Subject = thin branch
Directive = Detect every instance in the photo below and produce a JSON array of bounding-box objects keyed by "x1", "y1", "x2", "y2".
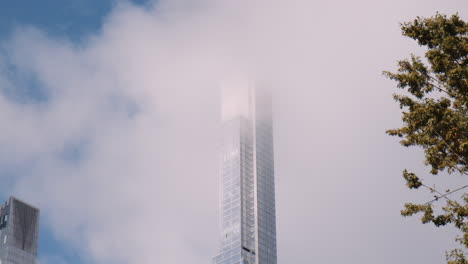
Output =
[
  {"x1": 428, "y1": 75, "x2": 457, "y2": 98},
  {"x1": 433, "y1": 130, "x2": 468, "y2": 175},
  {"x1": 426, "y1": 185, "x2": 468, "y2": 205},
  {"x1": 421, "y1": 183, "x2": 454, "y2": 202}
]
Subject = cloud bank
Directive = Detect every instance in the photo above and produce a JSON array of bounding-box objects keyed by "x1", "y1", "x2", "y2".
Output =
[{"x1": 0, "y1": 0, "x2": 466, "y2": 263}]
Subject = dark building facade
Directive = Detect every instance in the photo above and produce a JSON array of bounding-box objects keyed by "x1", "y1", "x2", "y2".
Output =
[{"x1": 0, "y1": 197, "x2": 39, "y2": 264}]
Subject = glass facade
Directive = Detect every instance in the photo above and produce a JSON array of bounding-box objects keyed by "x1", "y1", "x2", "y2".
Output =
[
  {"x1": 213, "y1": 88, "x2": 277, "y2": 264},
  {"x1": 0, "y1": 197, "x2": 39, "y2": 264},
  {"x1": 254, "y1": 93, "x2": 277, "y2": 264}
]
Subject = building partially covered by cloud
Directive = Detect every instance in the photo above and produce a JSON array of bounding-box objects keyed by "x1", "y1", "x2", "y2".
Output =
[{"x1": 214, "y1": 83, "x2": 277, "y2": 264}]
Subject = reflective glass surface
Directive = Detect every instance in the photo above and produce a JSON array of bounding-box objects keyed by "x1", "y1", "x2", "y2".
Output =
[
  {"x1": 214, "y1": 90, "x2": 277, "y2": 264},
  {"x1": 0, "y1": 197, "x2": 39, "y2": 264}
]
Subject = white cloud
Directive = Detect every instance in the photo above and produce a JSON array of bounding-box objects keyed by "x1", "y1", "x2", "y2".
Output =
[{"x1": 0, "y1": 0, "x2": 466, "y2": 263}]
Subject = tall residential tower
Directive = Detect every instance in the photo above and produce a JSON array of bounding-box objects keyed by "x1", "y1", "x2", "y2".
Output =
[
  {"x1": 0, "y1": 197, "x2": 40, "y2": 264},
  {"x1": 213, "y1": 85, "x2": 277, "y2": 264}
]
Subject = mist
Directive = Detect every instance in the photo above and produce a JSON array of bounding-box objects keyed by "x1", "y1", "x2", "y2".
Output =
[{"x1": 0, "y1": 0, "x2": 466, "y2": 263}]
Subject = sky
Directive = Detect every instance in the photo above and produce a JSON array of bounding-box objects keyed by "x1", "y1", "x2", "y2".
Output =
[{"x1": 0, "y1": 0, "x2": 466, "y2": 264}]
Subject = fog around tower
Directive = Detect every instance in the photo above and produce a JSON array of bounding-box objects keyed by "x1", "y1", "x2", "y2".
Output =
[
  {"x1": 220, "y1": 77, "x2": 251, "y2": 121},
  {"x1": 0, "y1": 0, "x2": 466, "y2": 263}
]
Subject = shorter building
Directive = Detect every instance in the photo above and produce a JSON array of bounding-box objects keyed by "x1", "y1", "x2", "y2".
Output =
[{"x1": 0, "y1": 197, "x2": 40, "y2": 264}]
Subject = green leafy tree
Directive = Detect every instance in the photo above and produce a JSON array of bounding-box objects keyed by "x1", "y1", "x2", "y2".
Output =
[{"x1": 384, "y1": 13, "x2": 467, "y2": 263}]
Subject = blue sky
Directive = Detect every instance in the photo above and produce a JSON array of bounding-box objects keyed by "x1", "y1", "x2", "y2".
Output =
[
  {"x1": 0, "y1": 1, "x2": 149, "y2": 263},
  {"x1": 0, "y1": 0, "x2": 150, "y2": 41}
]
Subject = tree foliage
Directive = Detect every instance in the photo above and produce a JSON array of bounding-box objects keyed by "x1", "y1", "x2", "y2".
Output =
[{"x1": 384, "y1": 13, "x2": 467, "y2": 263}]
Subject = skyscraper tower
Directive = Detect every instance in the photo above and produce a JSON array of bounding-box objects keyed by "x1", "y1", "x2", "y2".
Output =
[
  {"x1": 0, "y1": 197, "x2": 40, "y2": 264},
  {"x1": 213, "y1": 84, "x2": 277, "y2": 264}
]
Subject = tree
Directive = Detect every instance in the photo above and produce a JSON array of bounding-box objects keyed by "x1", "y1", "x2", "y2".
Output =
[{"x1": 384, "y1": 13, "x2": 467, "y2": 263}]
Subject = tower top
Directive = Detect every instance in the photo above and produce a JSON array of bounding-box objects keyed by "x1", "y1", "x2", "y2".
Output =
[{"x1": 221, "y1": 78, "x2": 254, "y2": 121}]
